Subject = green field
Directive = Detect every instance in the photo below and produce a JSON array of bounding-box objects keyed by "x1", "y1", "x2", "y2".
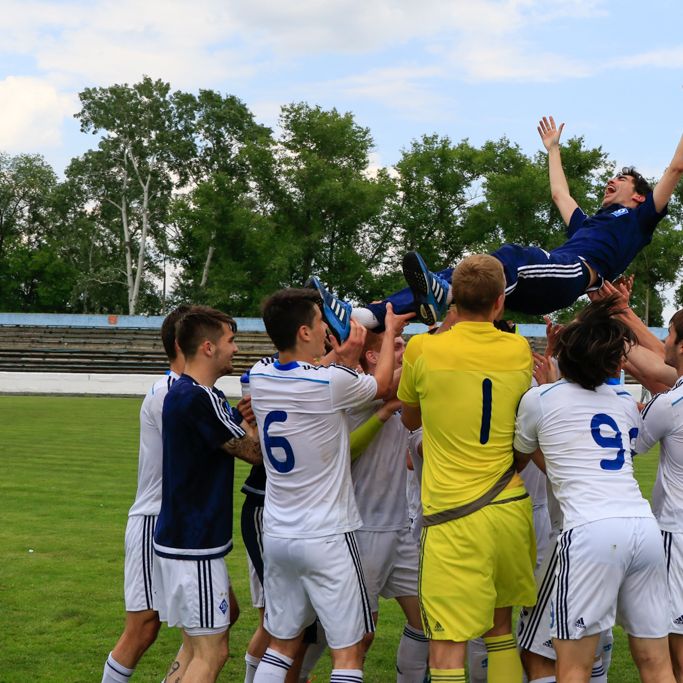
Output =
[{"x1": 0, "y1": 395, "x2": 660, "y2": 682}]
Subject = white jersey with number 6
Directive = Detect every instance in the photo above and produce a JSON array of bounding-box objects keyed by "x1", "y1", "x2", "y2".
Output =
[
  {"x1": 514, "y1": 379, "x2": 652, "y2": 530},
  {"x1": 249, "y1": 358, "x2": 377, "y2": 539}
]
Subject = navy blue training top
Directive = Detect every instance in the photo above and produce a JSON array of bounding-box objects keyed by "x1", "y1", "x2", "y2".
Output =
[
  {"x1": 554, "y1": 193, "x2": 667, "y2": 281},
  {"x1": 154, "y1": 373, "x2": 246, "y2": 560}
]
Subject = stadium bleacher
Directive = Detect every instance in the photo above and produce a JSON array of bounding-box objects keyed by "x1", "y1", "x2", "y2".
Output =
[{"x1": 0, "y1": 325, "x2": 276, "y2": 375}]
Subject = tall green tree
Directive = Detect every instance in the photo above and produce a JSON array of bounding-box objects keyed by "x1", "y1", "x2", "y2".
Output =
[
  {"x1": 271, "y1": 102, "x2": 397, "y2": 302},
  {"x1": 169, "y1": 90, "x2": 279, "y2": 313},
  {"x1": 74, "y1": 76, "x2": 191, "y2": 314},
  {"x1": 390, "y1": 135, "x2": 485, "y2": 270},
  {"x1": 0, "y1": 152, "x2": 79, "y2": 311}
]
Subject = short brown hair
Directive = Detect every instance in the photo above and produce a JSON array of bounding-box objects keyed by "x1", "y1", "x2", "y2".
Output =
[
  {"x1": 359, "y1": 331, "x2": 383, "y2": 372},
  {"x1": 451, "y1": 254, "x2": 505, "y2": 314},
  {"x1": 671, "y1": 309, "x2": 683, "y2": 344},
  {"x1": 161, "y1": 304, "x2": 192, "y2": 361},
  {"x1": 176, "y1": 306, "x2": 236, "y2": 359},
  {"x1": 262, "y1": 288, "x2": 322, "y2": 351}
]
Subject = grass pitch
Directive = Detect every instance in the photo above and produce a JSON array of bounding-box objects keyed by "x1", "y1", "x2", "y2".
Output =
[{"x1": 0, "y1": 395, "x2": 659, "y2": 682}]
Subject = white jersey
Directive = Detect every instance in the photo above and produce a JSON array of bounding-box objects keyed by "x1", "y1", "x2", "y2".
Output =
[
  {"x1": 349, "y1": 404, "x2": 410, "y2": 531},
  {"x1": 520, "y1": 460, "x2": 547, "y2": 508},
  {"x1": 128, "y1": 371, "x2": 179, "y2": 517},
  {"x1": 514, "y1": 379, "x2": 652, "y2": 530},
  {"x1": 250, "y1": 358, "x2": 377, "y2": 539},
  {"x1": 636, "y1": 376, "x2": 683, "y2": 532}
]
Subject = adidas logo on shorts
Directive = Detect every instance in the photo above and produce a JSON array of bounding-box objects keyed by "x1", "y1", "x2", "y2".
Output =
[
  {"x1": 219, "y1": 599, "x2": 228, "y2": 615},
  {"x1": 543, "y1": 640, "x2": 553, "y2": 648},
  {"x1": 674, "y1": 615, "x2": 683, "y2": 625},
  {"x1": 575, "y1": 617, "x2": 586, "y2": 630},
  {"x1": 433, "y1": 621, "x2": 444, "y2": 632}
]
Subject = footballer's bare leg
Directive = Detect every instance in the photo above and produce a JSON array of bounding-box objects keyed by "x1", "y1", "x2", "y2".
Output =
[
  {"x1": 179, "y1": 631, "x2": 229, "y2": 683},
  {"x1": 520, "y1": 649, "x2": 556, "y2": 681},
  {"x1": 163, "y1": 641, "x2": 192, "y2": 683},
  {"x1": 553, "y1": 635, "x2": 600, "y2": 683},
  {"x1": 629, "y1": 635, "x2": 676, "y2": 683},
  {"x1": 330, "y1": 641, "x2": 365, "y2": 676},
  {"x1": 110, "y1": 609, "x2": 161, "y2": 668},
  {"x1": 670, "y1": 634, "x2": 683, "y2": 682}
]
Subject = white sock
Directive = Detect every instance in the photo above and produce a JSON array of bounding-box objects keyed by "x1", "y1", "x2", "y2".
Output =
[
  {"x1": 529, "y1": 677, "x2": 556, "y2": 683},
  {"x1": 467, "y1": 637, "x2": 488, "y2": 683},
  {"x1": 245, "y1": 652, "x2": 261, "y2": 683},
  {"x1": 590, "y1": 662, "x2": 606, "y2": 682},
  {"x1": 254, "y1": 649, "x2": 293, "y2": 683},
  {"x1": 351, "y1": 307, "x2": 380, "y2": 329},
  {"x1": 601, "y1": 643, "x2": 612, "y2": 674},
  {"x1": 396, "y1": 624, "x2": 429, "y2": 683},
  {"x1": 330, "y1": 669, "x2": 363, "y2": 682},
  {"x1": 102, "y1": 653, "x2": 134, "y2": 683}
]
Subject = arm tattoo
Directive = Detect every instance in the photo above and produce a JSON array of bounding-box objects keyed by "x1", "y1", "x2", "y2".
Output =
[{"x1": 223, "y1": 436, "x2": 263, "y2": 464}]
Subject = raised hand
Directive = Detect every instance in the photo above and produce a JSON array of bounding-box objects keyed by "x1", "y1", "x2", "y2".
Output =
[
  {"x1": 538, "y1": 115, "x2": 565, "y2": 152},
  {"x1": 384, "y1": 303, "x2": 415, "y2": 336},
  {"x1": 543, "y1": 315, "x2": 564, "y2": 359},
  {"x1": 613, "y1": 275, "x2": 634, "y2": 306},
  {"x1": 533, "y1": 351, "x2": 559, "y2": 385},
  {"x1": 329, "y1": 319, "x2": 367, "y2": 369}
]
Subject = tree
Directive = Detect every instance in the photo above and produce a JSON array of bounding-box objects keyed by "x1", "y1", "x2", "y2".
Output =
[
  {"x1": 0, "y1": 152, "x2": 78, "y2": 311},
  {"x1": 628, "y1": 219, "x2": 683, "y2": 325},
  {"x1": 271, "y1": 102, "x2": 397, "y2": 302},
  {"x1": 169, "y1": 90, "x2": 280, "y2": 313},
  {"x1": 390, "y1": 134, "x2": 486, "y2": 270},
  {"x1": 74, "y1": 76, "x2": 191, "y2": 314}
]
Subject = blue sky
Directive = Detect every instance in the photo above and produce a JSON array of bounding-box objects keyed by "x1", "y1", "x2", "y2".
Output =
[
  {"x1": 1, "y1": 0, "x2": 681, "y2": 310},
  {"x1": 1, "y1": 0, "x2": 681, "y2": 177}
]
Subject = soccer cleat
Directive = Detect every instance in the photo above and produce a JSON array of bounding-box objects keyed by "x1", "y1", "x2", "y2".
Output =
[
  {"x1": 305, "y1": 276, "x2": 352, "y2": 344},
  {"x1": 401, "y1": 251, "x2": 449, "y2": 326}
]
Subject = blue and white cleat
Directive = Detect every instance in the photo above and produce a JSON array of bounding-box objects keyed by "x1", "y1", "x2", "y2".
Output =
[
  {"x1": 402, "y1": 251, "x2": 449, "y2": 326},
  {"x1": 306, "y1": 277, "x2": 352, "y2": 344}
]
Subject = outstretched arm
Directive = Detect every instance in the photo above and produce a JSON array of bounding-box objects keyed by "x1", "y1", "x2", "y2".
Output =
[
  {"x1": 538, "y1": 116, "x2": 579, "y2": 225},
  {"x1": 653, "y1": 133, "x2": 683, "y2": 213}
]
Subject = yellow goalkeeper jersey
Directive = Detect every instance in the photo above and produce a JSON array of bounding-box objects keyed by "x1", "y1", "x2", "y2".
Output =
[{"x1": 397, "y1": 321, "x2": 532, "y2": 516}]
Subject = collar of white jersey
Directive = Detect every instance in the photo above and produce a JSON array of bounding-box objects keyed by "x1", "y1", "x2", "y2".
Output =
[{"x1": 273, "y1": 360, "x2": 300, "y2": 371}]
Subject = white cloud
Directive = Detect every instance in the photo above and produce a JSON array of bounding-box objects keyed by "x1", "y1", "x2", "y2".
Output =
[
  {"x1": 613, "y1": 47, "x2": 683, "y2": 69},
  {"x1": 330, "y1": 65, "x2": 447, "y2": 115},
  {"x1": 452, "y1": 43, "x2": 593, "y2": 82},
  {"x1": 0, "y1": 77, "x2": 75, "y2": 152},
  {"x1": 0, "y1": 0, "x2": 640, "y2": 98}
]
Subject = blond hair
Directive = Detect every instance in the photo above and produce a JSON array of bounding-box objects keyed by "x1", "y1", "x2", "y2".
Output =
[{"x1": 451, "y1": 254, "x2": 505, "y2": 314}]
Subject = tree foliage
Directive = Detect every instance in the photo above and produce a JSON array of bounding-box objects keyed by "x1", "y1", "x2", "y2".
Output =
[{"x1": 0, "y1": 78, "x2": 681, "y2": 323}]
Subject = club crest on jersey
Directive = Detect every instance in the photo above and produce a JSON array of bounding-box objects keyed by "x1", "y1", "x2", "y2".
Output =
[
  {"x1": 611, "y1": 208, "x2": 628, "y2": 217},
  {"x1": 218, "y1": 599, "x2": 228, "y2": 615}
]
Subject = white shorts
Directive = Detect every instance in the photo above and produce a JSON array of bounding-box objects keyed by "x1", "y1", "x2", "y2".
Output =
[
  {"x1": 124, "y1": 515, "x2": 157, "y2": 612},
  {"x1": 519, "y1": 533, "x2": 615, "y2": 659},
  {"x1": 262, "y1": 531, "x2": 375, "y2": 650},
  {"x1": 355, "y1": 528, "x2": 419, "y2": 613},
  {"x1": 552, "y1": 517, "x2": 669, "y2": 640},
  {"x1": 663, "y1": 531, "x2": 683, "y2": 634},
  {"x1": 152, "y1": 555, "x2": 231, "y2": 635},
  {"x1": 248, "y1": 553, "x2": 265, "y2": 609}
]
